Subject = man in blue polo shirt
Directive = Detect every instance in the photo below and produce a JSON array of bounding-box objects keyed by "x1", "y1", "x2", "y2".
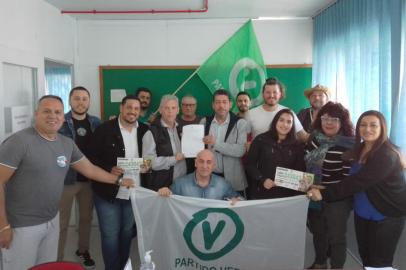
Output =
[{"x1": 158, "y1": 149, "x2": 241, "y2": 202}]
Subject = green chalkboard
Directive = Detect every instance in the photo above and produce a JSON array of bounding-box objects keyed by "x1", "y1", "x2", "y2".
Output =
[{"x1": 99, "y1": 66, "x2": 312, "y2": 121}]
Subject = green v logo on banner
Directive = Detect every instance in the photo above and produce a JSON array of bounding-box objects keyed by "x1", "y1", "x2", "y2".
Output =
[
  {"x1": 197, "y1": 20, "x2": 266, "y2": 108},
  {"x1": 202, "y1": 220, "x2": 226, "y2": 250}
]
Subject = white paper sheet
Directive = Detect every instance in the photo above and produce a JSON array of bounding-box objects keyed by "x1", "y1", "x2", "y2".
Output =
[
  {"x1": 181, "y1": 124, "x2": 204, "y2": 158},
  {"x1": 110, "y1": 89, "x2": 127, "y2": 103}
]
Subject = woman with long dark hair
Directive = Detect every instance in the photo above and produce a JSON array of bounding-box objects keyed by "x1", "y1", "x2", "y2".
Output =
[
  {"x1": 305, "y1": 102, "x2": 355, "y2": 269},
  {"x1": 308, "y1": 110, "x2": 406, "y2": 269},
  {"x1": 246, "y1": 108, "x2": 305, "y2": 199}
]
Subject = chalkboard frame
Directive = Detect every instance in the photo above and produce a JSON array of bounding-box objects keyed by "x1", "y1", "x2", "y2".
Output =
[{"x1": 99, "y1": 64, "x2": 312, "y2": 120}]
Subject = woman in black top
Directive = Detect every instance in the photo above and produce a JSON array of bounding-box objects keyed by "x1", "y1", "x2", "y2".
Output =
[
  {"x1": 309, "y1": 110, "x2": 406, "y2": 268},
  {"x1": 246, "y1": 108, "x2": 305, "y2": 199},
  {"x1": 305, "y1": 102, "x2": 355, "y2": 269}
]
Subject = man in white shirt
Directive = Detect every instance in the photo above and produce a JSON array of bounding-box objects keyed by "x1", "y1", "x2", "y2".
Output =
[
  {"x1": 89, "y1": 95, "x2": 149, "y2": 270},
  {"x1": 246, "y1": 78, "x2": 308, "y2": 141}
]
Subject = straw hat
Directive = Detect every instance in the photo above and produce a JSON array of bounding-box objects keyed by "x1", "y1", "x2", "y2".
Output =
[{"x1": 304, "y1": 84, "x2": 330, "y2": 99}]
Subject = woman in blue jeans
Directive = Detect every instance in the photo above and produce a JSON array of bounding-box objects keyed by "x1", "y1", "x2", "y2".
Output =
[{"x1": 308, "y1": 110, "x2": 406, "y2": 269}]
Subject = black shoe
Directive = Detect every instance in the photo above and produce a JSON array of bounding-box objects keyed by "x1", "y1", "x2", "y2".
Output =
[
  {"x1": 306, "y1": 262, "x2": 328, "y2": 269},
  {"x1": 75, "y1": 250, "x2": 95, "y2": 269}
]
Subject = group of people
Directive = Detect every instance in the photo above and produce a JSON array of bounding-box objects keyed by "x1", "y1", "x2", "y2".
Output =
[{"x1": 0, "y1": 78, "x2": 405, "y2": 270}]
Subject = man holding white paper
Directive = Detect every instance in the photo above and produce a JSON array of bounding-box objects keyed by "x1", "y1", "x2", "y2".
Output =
[
  {"x1": 89, "y1": 95, "x2": 149, "y2": 270},
  {"x1": 177, "y1": 95, "x2": 203, "y2": 173}
]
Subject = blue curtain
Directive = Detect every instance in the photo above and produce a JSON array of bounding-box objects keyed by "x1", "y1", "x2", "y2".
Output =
[
  {"x1": 393, "y1": 0, "x2": 406, "y2": 153},
  {"x1": 45, "y1": 65, "x2": 72, "y2": 113},
  {"x1": 313, "y1": 0, "x2": 405, "y2": 152}
]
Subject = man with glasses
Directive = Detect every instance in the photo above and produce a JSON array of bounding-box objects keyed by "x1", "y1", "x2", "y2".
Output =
[
  {"x1": 177, "y1": 95, "x2": 202, "y2": 173},
  {"x1": 298, "y1": 84, "x2": 330, "y2": 133},
  {"x1": 177, "y1": 95, "x2": 201, "y2": 130}
]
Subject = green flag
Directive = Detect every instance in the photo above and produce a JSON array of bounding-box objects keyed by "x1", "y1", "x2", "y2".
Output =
[{"x1": 197, "y1": 20, "x2": 266, "y2": 107}]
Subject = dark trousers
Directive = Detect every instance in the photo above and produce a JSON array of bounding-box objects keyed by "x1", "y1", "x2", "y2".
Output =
[
  {"x1": 308, "y1": 208, "x2": 328, "y2": 265},
  {"x1": 355, "y1": 213, "x2": 405, "y2": 268},
  {"x1": 307, "y1": 198, "x2": 352, "y2": 268}
]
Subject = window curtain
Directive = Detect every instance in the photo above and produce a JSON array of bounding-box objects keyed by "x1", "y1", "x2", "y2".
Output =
[
  {"x1": 313, "y1": 0, "x2": 405, "y2": 151},
  {"x1": 45, "y1": 65, "x2": 72, "y2": 113},
  {"x1": 393, "y1": 0, "x2": 406, "y2": 153}
]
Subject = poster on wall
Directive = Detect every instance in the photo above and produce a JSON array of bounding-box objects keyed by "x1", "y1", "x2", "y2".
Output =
[{"x1": 4, "y1": 105, "x2": 32, "y2": 134}]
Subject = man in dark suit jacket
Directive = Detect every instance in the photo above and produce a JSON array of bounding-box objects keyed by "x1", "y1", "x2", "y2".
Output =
[{"x1": 89, "y1": 95, "x2": 148, "y2": 270}]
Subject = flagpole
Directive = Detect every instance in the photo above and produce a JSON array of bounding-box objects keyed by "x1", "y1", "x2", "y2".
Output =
[
  {"x1": 171, "y1": 66, "x2": 201, "y2": 96},
  {"x1": 151, "y1": 66, "x2": 202, "y2": 115}
]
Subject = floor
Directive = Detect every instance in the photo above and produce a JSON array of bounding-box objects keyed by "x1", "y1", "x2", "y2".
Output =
[{"x1": 63, "y1": 226, "x2": 364, "y2": 270}]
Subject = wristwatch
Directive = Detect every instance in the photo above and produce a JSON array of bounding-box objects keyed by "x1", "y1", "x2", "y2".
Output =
[{"x1": 116, "y1": 175, "x2": 124, "y2": 186}]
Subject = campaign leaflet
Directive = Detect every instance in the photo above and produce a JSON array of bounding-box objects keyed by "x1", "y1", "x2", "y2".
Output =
[
  {"x1": 115, "y1": 157, "x2": 143, "y2": 200},
  {"x1": 274, "y1": 167, "x2": 314, "y2": 192}
]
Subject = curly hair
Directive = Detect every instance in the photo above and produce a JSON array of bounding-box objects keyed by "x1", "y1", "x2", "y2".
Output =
[
  {"x1": 262, "y1": 77, "x2": 286, "y2": 100},
  {"x1": 312, "y1": 101, "x2": 354, "y2": 137}
]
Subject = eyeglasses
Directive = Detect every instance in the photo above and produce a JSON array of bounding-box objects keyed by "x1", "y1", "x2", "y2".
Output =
[
  {"x1": 321, "y1": 116, "x2": 340, "y2": 124},
  {"x1": 181, "y1": 103, "x2": 196, "y2": 107}
]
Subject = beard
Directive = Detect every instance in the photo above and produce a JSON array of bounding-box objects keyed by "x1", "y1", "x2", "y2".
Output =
[
  {"x1": 312, "y1": 101, "x2": 325, "y2": 110},
  {"x1": 72, "y1": 108, "x2": 88, "y2": 116},
  {"x1": 122, "y1": 114, "x2": 138, "y2": 124},
  {"x1": 141, "y1": 103, "x2": 149, "y2": 110},
  {"x1": 238, "y1": 106, "x2": 248, "y2": 113}
]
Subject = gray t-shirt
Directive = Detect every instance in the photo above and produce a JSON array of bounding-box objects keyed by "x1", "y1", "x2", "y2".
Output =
[{"x1": 0, "y1": 127, "x2": 83, "y2": 227}]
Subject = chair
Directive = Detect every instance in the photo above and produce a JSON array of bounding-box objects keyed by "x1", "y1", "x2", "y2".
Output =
[{"x1": 28, "y1": 261, "x2": 84, "y2": 270}]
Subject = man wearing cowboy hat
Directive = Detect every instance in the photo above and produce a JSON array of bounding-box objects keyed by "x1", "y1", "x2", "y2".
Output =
[{"x1": 297, "y1": 84, "x2": 330, "y2": 132}]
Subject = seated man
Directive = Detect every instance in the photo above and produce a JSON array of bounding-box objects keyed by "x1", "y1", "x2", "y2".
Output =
[{"x1": 158, "y1": 149, "x2": 241, "y2": 203}]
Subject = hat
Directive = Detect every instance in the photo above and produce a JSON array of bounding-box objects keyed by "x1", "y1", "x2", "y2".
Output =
[{"x1": 304, "y1": 84, "x2": 330, "y2": 99}]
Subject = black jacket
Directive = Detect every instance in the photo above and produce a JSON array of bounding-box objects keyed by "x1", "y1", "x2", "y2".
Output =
[
  {"x1": 89, "y1": 118, "x2": 149, "y2": 201},
  {"x1": 246, "y1": 131, "x2": 305, "y2": 199},
  {"x1": 322, "y1": 143, "x2": 406, "y2": 217}
]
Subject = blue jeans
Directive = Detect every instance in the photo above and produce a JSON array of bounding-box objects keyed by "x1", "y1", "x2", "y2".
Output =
[{"x1": 93, "y1": 193, "x2": 136, "y2": 270}]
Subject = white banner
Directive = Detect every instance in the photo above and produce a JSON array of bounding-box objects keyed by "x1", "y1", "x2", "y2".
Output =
[{"x1": 131, "y1": 188, "x2": 309, "y2": 270}]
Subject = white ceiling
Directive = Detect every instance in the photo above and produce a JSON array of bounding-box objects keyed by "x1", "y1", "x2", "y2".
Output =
[{"x1": 44, "y1": 0, "x2": 337, "y2": 20}]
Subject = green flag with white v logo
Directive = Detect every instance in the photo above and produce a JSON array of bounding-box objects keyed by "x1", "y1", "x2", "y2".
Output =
[{"x1": 197, "y1": 20, "x2": 266, "y2": 107}]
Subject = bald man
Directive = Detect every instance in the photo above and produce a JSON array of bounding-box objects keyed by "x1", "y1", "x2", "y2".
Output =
[{"x1": 158, "y1": 150, "x2": 241, "y2": 201}]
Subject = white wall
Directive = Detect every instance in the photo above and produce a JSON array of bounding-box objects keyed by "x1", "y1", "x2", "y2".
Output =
[
  {"x1": 75, "y1": 18, "x2": 313, "y2": 116},
  {"x1": 0, "y1": 0, "x2": 76, "y2": 140}
]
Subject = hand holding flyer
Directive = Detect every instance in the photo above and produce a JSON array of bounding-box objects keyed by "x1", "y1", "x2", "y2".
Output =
[
  {"x1": 116, "y1": 157, "x2": 143, "y2": 200},
  {"x1": 274, "y1": 167, "x2": 314, "y2": 192}
]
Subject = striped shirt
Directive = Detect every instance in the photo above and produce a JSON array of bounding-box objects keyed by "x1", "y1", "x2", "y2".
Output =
[{"x1": 305, "y1": 138, "x2": 351, "y2": 185}]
